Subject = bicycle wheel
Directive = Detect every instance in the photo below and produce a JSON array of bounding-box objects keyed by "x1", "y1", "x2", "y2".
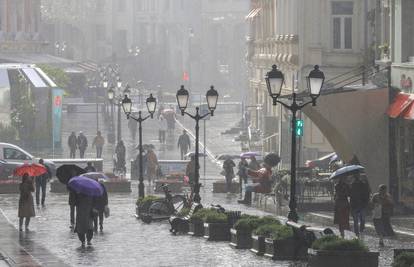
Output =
[{"x1": 171, "y1": 195, "x2": 187, "y2": 213}]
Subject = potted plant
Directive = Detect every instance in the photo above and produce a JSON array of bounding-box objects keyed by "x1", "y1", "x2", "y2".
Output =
[
  {"x1": 309, "y1": 235, "x2": 379, "y2": 267},
  {"x1": 135, "y1": 195, "x2": 160, "y2": 217},
  {"x1": 263, "y1": 224, "x2": 306, "y2": 261},
  {"x1": 393, "y1": 251, "x2": 414, "y2": 267},
  {"x1": 379, "y1": 43, "x2": 390, "y2": 59},
  {"x1": 189, "y1": 208, "x2": 210, "y2": 237},
  {"x1": 250, "y1": 216, "x2": 281, "y2": 256},
  {"x1": 203, "y1": 210, "x2": 230, "y2": 241},
  {"x1": 230, "y1": 215, "x2": 261, "y2": 249}
]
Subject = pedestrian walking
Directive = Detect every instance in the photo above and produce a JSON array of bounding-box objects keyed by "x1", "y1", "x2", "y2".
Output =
[
  {"x1": 77, "y1": 132, "x2": 88, "y2": 159},
  {"x1": 84, "y1": 162, "x2": 96, "y2": 173},
  {"x1": 333, "y1": 176, "x2": 350, "y2": 238},
  {"x1": 68, "y1": 132, "x2": 77, "y2": 158},
  {"x1": 237, "y1": 158, "x2": 249, "y2": 184},
  {"x1": 372, "y1": 184, "x2": 394, "y2": 246},
  {"x1": 177, "y1": 130, "x2": 191, "y2": 160},
  {"x1": 222, "y1": 158, "x2": 236, "y2": 193},
  {"x1": 93, "y1": 180, "x2": 108, "y2": 232},
  {"x1": 146, "y1": 149, "x2": 158, "y2": 184},
  {"x1": 350, "y1": 172, "x2": 371, "y2": 236},
  {"x1": 238, "y1": 154, "x2": 280, "y2": 205},
  {"x1": 158, "y1": 115, "x2": 167, "y2": 144},
  {"x1": 35, "y1": 159, "x2": 51, "y2": 207},
  {"x1": 92, "y1": 131, "x2": 105, "y2": 158},
  {"x1": 74, "y1": 193, "x2": 95, "y2": 247},
  {"x1": 115, "y1": 140, "x2": 126, "y2": 174},
  {"x1": 18, "y1": 173, "x2": 35, "y2": 231}
]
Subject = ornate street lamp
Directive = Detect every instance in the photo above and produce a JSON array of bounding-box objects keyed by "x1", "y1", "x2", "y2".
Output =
[
  {"x1": 176, "y1": 85, "x2": 219, "y2": 203},
  {"x1": 121, "y1": 94, "x2": 157, "y2": 198},
  {"x1": 266, "y1": 65, "x2": 324, "y2": 222},
  {"x1": 117, "y1": 77, "x2": 122, "y2": 89}
]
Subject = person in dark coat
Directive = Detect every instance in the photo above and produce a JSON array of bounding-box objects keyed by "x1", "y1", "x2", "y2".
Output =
[
  {"x1": 177, "y1": 130, "x2": 191, "y2": 160},
  {"x1": 222, "y1": 158, "x2": 236, "y2": 193},
  {"x1": 77, "y1": 132, "x2": 88, "y2": 159},
  {"x1": 372, "y1": 184, "x2": 394, "y2": 246},
  {"x1": 350, "y1": 172, "x2": 371, "y2": 236},
  {"x1": 237, "y1": 157, "x2": 249, "y2": 185},
  {"x1": 93, "y1": 181, "x2": 108, "y2": 232},
  {"x1": 35, "y1": 159, "x2": 51, "y2": 207},
  {"x1": 84, "y1": 162, "x2": 96, "y2": 173},
  {"x1": 74, "y1": 193, "x2": 95, "y2": 247},
  {"x1": 115, "y1": 140, "x2": 126, "y2": 173},
  {"x1": 18, "y1": 173, "x2": 35, "y2": 231},
  {"x1": 68, "y1": 132, "x2": 77, "y2": 158},
  {"x1": 333, "y1": 177, "x2": 350, "y2": 238}
]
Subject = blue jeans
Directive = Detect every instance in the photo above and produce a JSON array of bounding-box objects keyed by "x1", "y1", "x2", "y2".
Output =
[
  {"x1": 351, "y1": 208, "x2": 366, "y2": 235},
  {"x1": 35, "y1": 176, "x2": 47, "y2": 205}
]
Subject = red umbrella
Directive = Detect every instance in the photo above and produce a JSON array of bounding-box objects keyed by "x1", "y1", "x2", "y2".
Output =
[{"x1": 14, "y1": 163, "x2": 47, "y2": 177}]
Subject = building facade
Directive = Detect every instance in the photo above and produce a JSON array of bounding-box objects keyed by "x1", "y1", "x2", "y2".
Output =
[{"x1": 246, "y1": 0, "x2": 375, "y2": 165}]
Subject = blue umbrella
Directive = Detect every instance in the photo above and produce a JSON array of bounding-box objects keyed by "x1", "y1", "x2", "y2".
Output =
[
  {"x1": 68, "y1": 175, "x2": 104, "y2": 197},
  {"x1": 329, "y1": 165, "x2": 364, "y2": 180}
]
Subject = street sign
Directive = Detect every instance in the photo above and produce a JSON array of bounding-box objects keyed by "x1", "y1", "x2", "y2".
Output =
[{"x1": 296, "y1": 119, "x2": 304, "y2": 137}]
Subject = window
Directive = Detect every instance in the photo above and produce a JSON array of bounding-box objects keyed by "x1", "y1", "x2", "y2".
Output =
[
  {"x1": 332, "y1": 1, "x2": 353, "y2": 49},
  {"x1": 4, "y1": 148, "x2": 30, "y2": 160}
]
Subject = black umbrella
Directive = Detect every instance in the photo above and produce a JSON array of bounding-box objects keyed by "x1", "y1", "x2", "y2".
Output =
[{"x1": 56, "y1": 165, "x2": 86, "y2": 185}]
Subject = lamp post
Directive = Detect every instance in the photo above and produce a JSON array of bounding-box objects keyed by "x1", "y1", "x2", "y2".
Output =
[
  {"x1": 122, "y1": 94, "x2": 157, "y2": 198},
  {"x1": 265, "y1": 65, "x2": 325, "y2": 222},
  {"x1": 176, "y1": 85, "x2": 218, "y2": 203},
  {"x1": 107, "y1": 82, "x2": 130, "y2": 143},
  {"x1": 107, "y1": 85, "x2": 116, "y2": 144}
]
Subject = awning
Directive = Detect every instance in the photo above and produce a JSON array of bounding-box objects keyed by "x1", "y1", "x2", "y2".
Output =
[
  {"x1": 245, "y1": 8, "x2": 261, "y2": 20},
  {"x1": 387, "y1": 92, "x2": 414, "y2": 118},
  {"x1": 78, "y1": 61, "x2": 98, "y2": 72}
]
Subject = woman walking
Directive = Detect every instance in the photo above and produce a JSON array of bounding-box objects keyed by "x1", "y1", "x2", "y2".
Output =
[
  {"x1": 333, "y1": 176, "x2": 350, "y2": 238},
  {"x1": 146, "y1": 149, "x2": 158, "y2": 184},
  {"x1": 75, "y1": 193, "x2": 95, "y2": 247},
  {"x1": 372, "y1": 184, "x2": 394, "y2": 246},
  {"x1": 93, "y1": 180, "x2": 108, "y2": 232},
  {"x1": 18, "y1": 173, "x2": 35, "y2": 231}
]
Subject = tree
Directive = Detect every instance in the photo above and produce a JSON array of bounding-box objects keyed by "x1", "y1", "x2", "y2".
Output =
[{"x1": 38, "y1": 64, "x2": 69, "y2": 88}]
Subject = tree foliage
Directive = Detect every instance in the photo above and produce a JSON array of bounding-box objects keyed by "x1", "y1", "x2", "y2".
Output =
[{"x1": 38, "y1": 64, "x2": 69, "y2": 88}]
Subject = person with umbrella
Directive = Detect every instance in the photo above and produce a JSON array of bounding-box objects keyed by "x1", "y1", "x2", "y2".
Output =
[
  {"x1": 35, "y1": 159, "x2": 51, "y2": 207},
  {"x1": 350, "y1": 172, "x2": 371, "y2": 237},
  {"x1": 333, "y1": 176, "x2": 351, "y2": 238},
  {"x1": 237, "y1": 157, "x2": 249, "y2": 187},
  {"x1": 18, "y1": 173, "x2": 35, "y2": 231},
  {"x1": 222, "y1": 158, "x2": 236, "y2": 193},
  {"x1": 177, "y1": 130, "x2": 191, "y2": 160},
  {"x1": 93, "y1": 179, "x2": 108, "y2": 232},
  {"x1": 238, "y1": 153, "x2": 280, "y2": 205}
]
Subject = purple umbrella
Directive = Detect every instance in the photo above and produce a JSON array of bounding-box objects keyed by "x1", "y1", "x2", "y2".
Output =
[
  {"x1": 68, "y1": 175, "x2": 104, "y2": 197},
  {"x1": 240, "y1": 152, "x2": 261, "y2": 158}
]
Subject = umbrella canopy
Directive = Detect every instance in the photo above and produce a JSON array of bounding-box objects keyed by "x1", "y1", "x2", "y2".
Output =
[
  {"x1": 329, "y1": 165, "x2": 364, "y2": 180},
  {"x1": 14, "y1": 163, "x2": 47, "y2": 177},
  {"x1": 83, "y1": 172, "x2": 109, "y2": 180},
  {"x1": 240, "y1": 152, "x2": 261, "y2": 158},
  {"x1": 56, "y1": 165, "x2": 86, "y2": 185},
  {"x1": 68, "y1": 175, "x2": 104, "y2": 197},
  {"x1": 216, "y1": 154, "x2": 241, "y2": 160}
]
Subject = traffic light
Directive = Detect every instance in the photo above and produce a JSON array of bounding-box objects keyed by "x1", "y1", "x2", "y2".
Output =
[{"x1": 296, "y1": 119, "x2": 304, "y2": 137}]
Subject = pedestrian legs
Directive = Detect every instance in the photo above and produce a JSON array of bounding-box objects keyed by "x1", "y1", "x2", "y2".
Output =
[
  {"x1": 96, "y1": 146, "x2": 102, "y2": 158},
  {"x1": 352, "y1": 210, "x2": 361, "y2": 236},
  {"x1": 70, "y1": 148, "x2": 76, "y2": 158},
  {"x1": 41, "y1": 178, "x2": 47, "y2": 206},
  {"x1": 35, "y1": 177, "x2": 41, "y2": 206},
  {"x1": 99, "y1": 212, "x2": 104, "y2": 231},
  {"x1": 80, "y1": 149, "x2": 85, "y2": 158},
  {"x1": 70, "y1": 205, "x2": 76, "y2": 227},
  {"x1": 225, "y1": 176, "x2": 232, "y2": 193},
  {"x1": 86, "y1": 229, "x2": 93, "y2": 244},
  {"x1": 180, "y1": 149, "x2": 184, "y2": 160},
  {"x1": 19, "y1": 217, "x2": 30, "y2": 231}
]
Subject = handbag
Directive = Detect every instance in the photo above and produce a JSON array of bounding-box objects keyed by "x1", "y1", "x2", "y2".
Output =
[{"x1": 104, "y1": 205, "x2": 110, "y2": 218}]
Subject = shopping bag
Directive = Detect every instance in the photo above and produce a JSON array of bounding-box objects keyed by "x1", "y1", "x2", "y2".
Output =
[{"x1": 104, "y1": 205, "x2": 110, "y2": 218}]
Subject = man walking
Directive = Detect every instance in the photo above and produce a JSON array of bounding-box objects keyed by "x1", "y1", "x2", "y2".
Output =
[
  {"x1": 92, "y1": 131, "x2": 105, "y2": 158},
  {"x1": 77, "y1": 132, "x2": 88, "y2": 159},
  {"x1": 35, "y1": 159, "x2": 51, "y2": 207},
  {"x1": 68, "y1": 132, "x2": 77, "y2": 158},
  {"x1": 350, "y1": 172, "x2": 371, "y2": 237},
  {"x1": 177, "y1": 130, "x2": 191, "y2": 160}
]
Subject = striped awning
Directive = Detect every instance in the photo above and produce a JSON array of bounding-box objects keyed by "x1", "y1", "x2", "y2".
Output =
[{"x1": 78, "y1": 61, "x2": 98, "y2": 72}]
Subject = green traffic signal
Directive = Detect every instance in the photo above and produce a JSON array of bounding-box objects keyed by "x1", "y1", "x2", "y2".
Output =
[{"x1": 296, "y1": 119, "x2": 304, "y2": 137}]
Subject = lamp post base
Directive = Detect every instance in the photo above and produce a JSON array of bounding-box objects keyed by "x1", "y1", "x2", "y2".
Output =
[{"x1": 287, "y1": 209, "x2": 299, "y2": 222}]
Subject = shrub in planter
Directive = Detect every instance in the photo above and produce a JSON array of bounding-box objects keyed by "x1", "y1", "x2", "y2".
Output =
[
  {"x1": 263, "y1": 225, "x2": 306, "y2": 261},
  {"x1": 230, "y1": 215, "x2": 260, "y2": 249},
  {"x1": 204, "y1": 210, "x2": 230, "y2": 241},
  {"x1": 189, "y1": 208, "x2": 211, "y2": 236},
  {"x1": 309, "y1": 236, "x2": 378, "y2": 267},
  {"x1": 393, "y1": 252, "x2": 414, "y2": 267},
  {"x1": 258, "y1": 216, "x2": 281, "y2": 226},
  {"x1": 251, "y1": 223, "x2": 280, "y2": 256}
]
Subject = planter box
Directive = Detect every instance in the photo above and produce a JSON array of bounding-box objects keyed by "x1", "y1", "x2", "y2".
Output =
[
  {"x1": 204, "y1": 222, "x2": 231, "y2": 241},
  {"x1": 0, "y1": 183, "x2": 19, "y2": 194},
  {"x1": 50, "y1": 180, "x2": 67, "y2": 193},
  {"x1": 155, "y1": 180, "x2": 183, "y2": 193},
  {"x1": 103, "y1": 180, "x2": 131, "y2": 193},
  {"x1": 212, "y1": 181, "x2": 240, "y2": 193},
  {"x1": 264, "y1": 237, "x2": 308, "y2": 261},
  {"x1": 229, "y1": 228, "x2": 252, "y2": 249},
  {"x1": 189, "y1": 221, "x2": 204, "y2": 237},
  {"x1": 308, "y1": 250, "x2": 379, "y2": 267},
  {"x1": 250, "y1": 234, "x2": 265, "y2": 256}
]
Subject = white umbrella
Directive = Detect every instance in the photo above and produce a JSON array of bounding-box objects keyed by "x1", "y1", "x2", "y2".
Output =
[{"x1": 329, "y1": 165, "x2": 364, "y2": 180}]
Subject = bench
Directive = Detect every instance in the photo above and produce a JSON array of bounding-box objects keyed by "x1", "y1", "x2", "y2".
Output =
[{"x1": 169, "y1": 202, "x2": 202, "y2": 234}]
